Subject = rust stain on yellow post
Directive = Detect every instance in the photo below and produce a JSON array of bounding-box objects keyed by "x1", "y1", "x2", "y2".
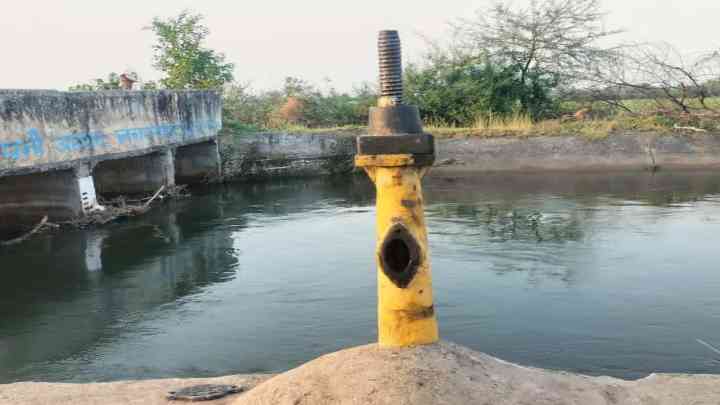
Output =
[{"x1": 355, "y1": 30, "x2": 439, "y2": 348}]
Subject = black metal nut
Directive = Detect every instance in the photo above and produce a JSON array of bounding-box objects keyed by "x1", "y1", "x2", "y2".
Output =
[
  {"x1": 368, "y1": 105, "x2": 424, "y2": 135},
  {"x1": 357, "y1": 133, "x2": 434, "y2": 155},
  {"x1": 356, "y1": 133, "x2": 435, "y2": 167}
]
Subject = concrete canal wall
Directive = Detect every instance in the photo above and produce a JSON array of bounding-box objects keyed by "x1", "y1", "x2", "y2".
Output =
[
  {"x1": 219, "y1": 131, "x2": 720, "y2": 180},
  {"x1": 220, "y1": 131, "x2": 356, "y2": 181},
  {"x1": 437, "y1": 132, "x2": 720, "y2": 172},
  {"x1": 0, "y1": 90, "x2": 223, "y2": 224}
]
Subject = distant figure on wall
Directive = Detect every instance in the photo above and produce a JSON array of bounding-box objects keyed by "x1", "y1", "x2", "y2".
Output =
[
  {"x1": 574, "y1": 107, "x2": 592, "y2": 121},
  {"x1": 119, "y1": 73, "x2": 137, "y2": 90},
  {"x1": 559, "y1": 106, "x2": 593, "y2": 123}
]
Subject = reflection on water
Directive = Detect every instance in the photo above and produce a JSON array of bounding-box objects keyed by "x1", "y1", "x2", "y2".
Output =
[{"x1": 1, "y1": 171, "x2": 720, "y2": 383}]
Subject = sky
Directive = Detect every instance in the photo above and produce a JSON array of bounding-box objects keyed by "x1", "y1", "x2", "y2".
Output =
[{"x1": 3, "y1": 0, "x2": 720, "y2": 92}]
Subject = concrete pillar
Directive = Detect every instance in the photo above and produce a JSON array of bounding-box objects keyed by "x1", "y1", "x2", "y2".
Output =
[
  {"x1": 0, "y1": 165, "x2": 105, "y2": 237},
  {"x1": 0, "y1": 170, "x2": 83, "y2": 233},
  {"x1": 174, "y1": 140, "x2": 221, "y2": 184},
  {"x1": 93, "y1": 149, "x2": 175, "y2": 195}
]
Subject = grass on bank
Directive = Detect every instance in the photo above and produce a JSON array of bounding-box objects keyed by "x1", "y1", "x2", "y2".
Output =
[
  {"x1": 223, "y1": 116, "x2": 712, "y2": 140},
  {"x1": 560, "y1": 97, "x2": 720, "y2": 115},
  {"x1": 222, "y1": 97, "x2": 720, "y2": 139},
  {"x1": 222, "y1": 121, "x2": 366, "y2": 136},
  {"x1": 227, "y1": 116, "x2": 712, "y2": 139},
  {"x1": 426, "y1": 113, "x2": 682, "y2": 139}
]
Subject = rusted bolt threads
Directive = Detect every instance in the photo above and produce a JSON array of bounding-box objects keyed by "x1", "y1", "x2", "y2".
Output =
[{"x1": 378, "y1": 30, "x2": 403, "y2": 105}]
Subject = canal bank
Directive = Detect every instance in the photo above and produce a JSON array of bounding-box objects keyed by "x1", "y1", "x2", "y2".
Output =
[{"x1": 219, "y1": 131, "x2": 720, "y2": 181}]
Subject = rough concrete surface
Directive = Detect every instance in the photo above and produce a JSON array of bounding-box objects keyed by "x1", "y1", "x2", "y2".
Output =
[
  {"x1": 436, "y1": 132, "x2": 720, "y2": 172},
  {"x1": 220, "y1": 132, "x2": 356, "y2": 181},
  {"x1": 218, "y1": 131, "x2": 720, "y2": 181},
  {"x1": 0, "y1": 374, "x2": 271, "y2": 405},
  {"x1": 232, "y1": 342, "x2": 720, "y2": 405},
  {"x1": 175, "y1": 140, "x2": 222, "y2": 183},
  {"x1": 4, "y1": 343, "x2": 716, "y2": 405},
  {"x1": 0, "y1": 169, "x2": 82, "y2": 226},
  {"x1": 0, "y1": 90, "x2": 221, "y2": 176},
  {"x1": 93, "y1": 150, "x2": 175, "y2": 195}
]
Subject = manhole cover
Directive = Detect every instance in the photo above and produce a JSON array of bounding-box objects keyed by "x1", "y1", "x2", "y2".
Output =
[{"x1": 167, "y1": 384, "x2": 244, "y2": 401}]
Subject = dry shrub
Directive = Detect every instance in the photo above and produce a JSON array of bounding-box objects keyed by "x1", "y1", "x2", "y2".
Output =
[
  {"x1": 278, "y1": 96, "x2": 305, "y2": 125},
  {"x1": 474, "y1": 112, "x2": 534, "y2": 132}
]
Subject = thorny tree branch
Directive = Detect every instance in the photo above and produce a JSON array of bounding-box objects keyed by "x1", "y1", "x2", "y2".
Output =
[
  {"x1": 451, "y1": 0, "x2": 622, "y2": 88},
  {"x1": 587, "y1": 43, "x2": 720, "y2": 114}
]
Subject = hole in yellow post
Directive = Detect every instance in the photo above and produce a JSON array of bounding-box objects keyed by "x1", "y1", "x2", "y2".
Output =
[
  {"x1": 384, "y1": 239, "x2": 410, "y2": 272},
  {"x1": 379, "y1": 223, "x2": 420, "y2": 288}
]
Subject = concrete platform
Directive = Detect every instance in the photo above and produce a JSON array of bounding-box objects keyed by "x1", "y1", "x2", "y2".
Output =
[
  {"x1": 0, "y1": 374, "x2": 271, "y2": 405},
  {"x1": 234, "y1": 342, "x2": 720, "y2": 405},
  {"x1": 2, "y1": 342, "x2": 719, "y2": 405}
]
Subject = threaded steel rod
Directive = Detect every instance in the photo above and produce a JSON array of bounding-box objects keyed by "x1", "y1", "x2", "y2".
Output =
[{"x1": 378, "y1": 30, "x2": 403, "y2": 105}]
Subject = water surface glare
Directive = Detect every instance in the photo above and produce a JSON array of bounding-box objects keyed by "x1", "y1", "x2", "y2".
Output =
[{"x1": 1, "y1": 171, "x2": 720, "y2": 382}]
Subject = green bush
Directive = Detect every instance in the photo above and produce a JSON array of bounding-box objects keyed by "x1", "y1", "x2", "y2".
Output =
[
  {"x1": 404, "y1": 55, "x2": 558, "y2": 126},
  {"x1": 222, "y1": 84, "x2": 280, "y2": 129}
]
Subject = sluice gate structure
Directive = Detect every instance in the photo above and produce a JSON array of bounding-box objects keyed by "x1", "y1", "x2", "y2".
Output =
[{"x1": 0, "y1": 90, "x2": 223, "y2": 231}]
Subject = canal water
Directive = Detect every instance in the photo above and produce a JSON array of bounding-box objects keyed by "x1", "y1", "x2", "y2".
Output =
[{"x1": 1, "y1": 170, "x2": 720, "y2": 383}]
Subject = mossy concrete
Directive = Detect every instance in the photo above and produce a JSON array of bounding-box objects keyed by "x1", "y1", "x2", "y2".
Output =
[
  {"x1": 219, "y1": 132, "x2": 356, "y2": 181},
  {"x1": 437, "y1": 132, "x2": 720, "y2": 172},
  {"x1": 219, "y1": 131, "x2": 720, "y2": 181}
]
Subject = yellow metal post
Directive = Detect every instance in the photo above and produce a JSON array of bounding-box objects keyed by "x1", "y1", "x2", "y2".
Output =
[{"x1": 356, "y1": 31, "x2": 439, "y2": 348}]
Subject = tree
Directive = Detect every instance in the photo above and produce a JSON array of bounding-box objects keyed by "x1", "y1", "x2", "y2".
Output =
[
  {"x1": 222, "y1": 82, "x2": 279, "y2": 130},
  {"x1": 147, "y1": 10, "x2": 234, "y2": 89},
  {"x1": 405, "y1": 53, "x2": 557, "y2": 126},
  {"x1": 452, "y1": 0, "x2": 621, "y2": 110}
]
